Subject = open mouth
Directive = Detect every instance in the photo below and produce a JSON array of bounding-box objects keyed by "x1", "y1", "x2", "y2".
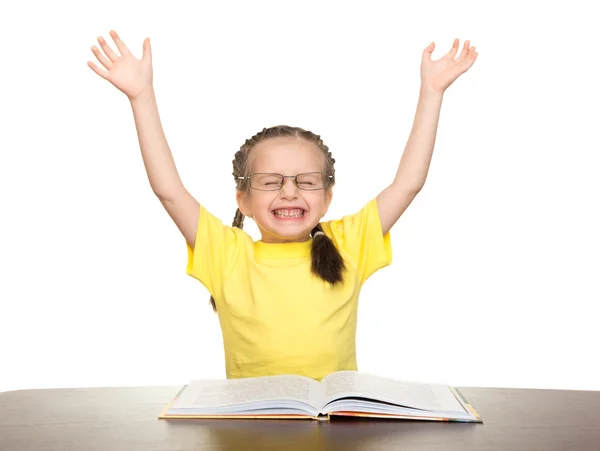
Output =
[{"x1": 271, "y1": 208, "x2": 306, "y2": 219}]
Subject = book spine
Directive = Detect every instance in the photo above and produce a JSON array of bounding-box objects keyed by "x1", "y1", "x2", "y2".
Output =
[{"x1": 311, "y1": 414, "x2": 331, "y2": 421}]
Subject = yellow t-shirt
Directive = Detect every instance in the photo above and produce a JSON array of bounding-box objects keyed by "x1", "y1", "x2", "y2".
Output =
[{"x1": 186, "y1": 197, "x2": 392, "y2": 381}]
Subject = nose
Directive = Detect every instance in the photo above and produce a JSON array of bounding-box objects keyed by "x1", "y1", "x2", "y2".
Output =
[{"x1": 279, "y1": 177, "x2": 298, "y2": 199}]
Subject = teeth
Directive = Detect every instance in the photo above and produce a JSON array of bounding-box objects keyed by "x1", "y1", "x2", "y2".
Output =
[{"x1": 273, "y1": 209, "x2": 304, "y2": 218}]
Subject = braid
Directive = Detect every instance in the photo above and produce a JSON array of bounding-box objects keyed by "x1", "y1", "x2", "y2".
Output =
[
  {"x1": 232, "y1": 208, "x2": 245, "y2": 229},
  {"x1": 310, "y1": 223, "x2": 346, "y2": 284}
]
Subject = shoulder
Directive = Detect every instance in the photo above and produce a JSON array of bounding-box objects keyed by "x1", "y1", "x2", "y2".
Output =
[{"x1": 319, "y1": 198, "x2": 379, "y2": 236}]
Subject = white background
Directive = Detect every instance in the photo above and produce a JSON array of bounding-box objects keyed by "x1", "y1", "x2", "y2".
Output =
[{"x1": 1, "y1": 0, "x2": 598, "y2": 393}]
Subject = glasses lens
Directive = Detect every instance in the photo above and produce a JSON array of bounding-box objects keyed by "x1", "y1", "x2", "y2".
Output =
[
  {"x1": 252, "y1": 173, "x2": 282, "y2": 190},
  {"x1": 296, "y1": 173, "x2": 324, "y2": 190}
]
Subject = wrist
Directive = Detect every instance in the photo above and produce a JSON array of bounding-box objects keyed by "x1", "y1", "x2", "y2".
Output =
[
  {"x1": 419, "y1": 83, "x2": 444, "y2": 98},
  {"x1": 129, "y1": 88, "x2": 156, "y2": 105}
]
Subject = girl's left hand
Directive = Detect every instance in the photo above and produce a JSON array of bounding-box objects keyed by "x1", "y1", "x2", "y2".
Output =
[{"x1": 420, "y1": 38, "x2": 478, "y2": 94}]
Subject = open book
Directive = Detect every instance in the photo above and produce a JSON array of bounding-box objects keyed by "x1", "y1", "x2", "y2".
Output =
[{"x1": 158, "y1": 370, "x2": 482, "y2": 422}]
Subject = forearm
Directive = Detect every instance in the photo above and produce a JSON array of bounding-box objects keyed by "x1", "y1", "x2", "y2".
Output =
[
  {"x1": 393, "y1": 86, "x2": 444, "y2": 190},
  {"x1": 130, "y1": 89, "x2": 184, "y2": 199}
]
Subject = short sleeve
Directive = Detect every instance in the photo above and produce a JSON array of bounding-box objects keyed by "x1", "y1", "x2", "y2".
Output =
[
  {"x1": 321, "y1": 198, "x2": 392, "y2": 285},
  {"x1": 185, "y1": 204, "x2": 244, "y2": 299}
]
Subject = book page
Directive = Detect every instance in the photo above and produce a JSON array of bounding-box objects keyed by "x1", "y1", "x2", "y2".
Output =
[
  {"x1": 320, "y1": 371, "x2": 464, "y2": 413},
  {"x1": 173, "y1": 375, "x2": 322, "y2": 410}
]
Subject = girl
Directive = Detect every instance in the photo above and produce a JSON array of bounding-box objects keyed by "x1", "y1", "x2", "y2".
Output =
[{"x1": 88, "y1": 31, "x2": 477, "y2": 381}]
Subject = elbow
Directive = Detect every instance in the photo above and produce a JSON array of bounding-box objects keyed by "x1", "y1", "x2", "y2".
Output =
[
  {"x1": 150, "y1": 174, "x2": 187, "y2": 200},
  {"x1": 153, "y1": 185, "x2": 185, "y2": 202},
  {"x1": 412, "y1": 183, "x2": 424, "y2": 194},
  {"x1": 393, "y1": 179, "x2": 424, "y2": 195}
]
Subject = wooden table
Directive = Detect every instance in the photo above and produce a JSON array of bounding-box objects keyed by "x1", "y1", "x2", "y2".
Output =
[{"x1": 1, "y1": 385, "x2": 599, "y2": 450}]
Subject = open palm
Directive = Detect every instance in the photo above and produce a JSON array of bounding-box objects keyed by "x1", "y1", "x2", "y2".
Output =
[
  {"x1": 87, "y1": 30, "x2": 153, "y2": 101},
  {"x1": 421, "y1": 38, "x2": 478, "y2": 93}
]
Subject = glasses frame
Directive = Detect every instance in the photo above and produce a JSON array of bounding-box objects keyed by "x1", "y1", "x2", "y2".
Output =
[{"x1": 238, "y1": 172, "x2": 334, "y2": 191}]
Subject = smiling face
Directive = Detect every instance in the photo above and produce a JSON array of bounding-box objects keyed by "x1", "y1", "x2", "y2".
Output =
[{"x1": 236, "y1": 136, "x2": 333, "y2": 243}]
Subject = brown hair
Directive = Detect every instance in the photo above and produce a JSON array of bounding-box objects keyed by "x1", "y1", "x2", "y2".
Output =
[{"x1": 208, "y1": 125, "x2": 346, "y2": 312}]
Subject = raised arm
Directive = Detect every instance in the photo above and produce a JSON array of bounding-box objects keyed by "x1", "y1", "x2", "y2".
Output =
[
  {"x1": 376, "y1": 39, "x2": 478, "y2": 235},
  {"x1": 88, "y1": 30, "x2": 200, "y2": 248},
  {"x1": 129, "y1": 90, "x2": 200, "y2": 247}
]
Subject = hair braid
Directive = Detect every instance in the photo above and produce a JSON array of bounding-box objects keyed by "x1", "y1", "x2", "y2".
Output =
[{"x1": 310, "y1": 223, "x2": 346, "y2": 284}]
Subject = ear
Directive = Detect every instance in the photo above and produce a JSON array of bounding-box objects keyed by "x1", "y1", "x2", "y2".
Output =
[{"x1": 236, "y1": 190, "x2": 251, "y2": 216}]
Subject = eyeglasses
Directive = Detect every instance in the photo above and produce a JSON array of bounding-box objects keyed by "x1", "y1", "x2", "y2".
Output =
[{"x1": 238, "y1": 172, "x2": 333, "y2": 191}]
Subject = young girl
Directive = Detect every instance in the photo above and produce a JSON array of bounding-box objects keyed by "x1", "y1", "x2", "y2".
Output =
[{"x1": 88, "y1": 31, "x2": 477, "y2": 381}]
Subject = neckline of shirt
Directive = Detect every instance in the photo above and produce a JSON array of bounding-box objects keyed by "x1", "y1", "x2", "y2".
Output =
[{"x1": 254, "y1": 238, "x2": 313, "y2": 258}]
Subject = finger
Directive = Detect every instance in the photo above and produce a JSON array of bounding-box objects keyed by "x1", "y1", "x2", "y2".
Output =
[
  {"x1": 422, "y1": 41, "x2": 434, "y2": 61},
  {"x1": 445, "y1": 38, "x2": 460, "y2": 60},
  {"x1": 465, "y1": 47, "x2": 478, "y2": 69},
  {"x1": 97, "y1": 35, "x2": 119, "y2": 62},
  {"x1": 457, "y1": 46, "x2": 477, "y2": 73},
  {"x1": 91, "y1": 45, "x2": 112, "y2": 70},
  {"x1": 142, "y1": 37, "x2": 152, "y2": 63},
  {"x1": 87, "y1": 61, "x2": 109, "y2": 80},
  {"x1": 109, "y1": 30, "x2": 131, "y2": 57},
  {"x1": 456, "y1": 40, "x2": 471, "y2": 64}
]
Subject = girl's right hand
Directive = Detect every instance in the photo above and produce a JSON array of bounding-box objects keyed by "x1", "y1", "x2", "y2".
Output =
[{"x1": 88, "y1": 30, "x2": 153, "y2": 101}]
